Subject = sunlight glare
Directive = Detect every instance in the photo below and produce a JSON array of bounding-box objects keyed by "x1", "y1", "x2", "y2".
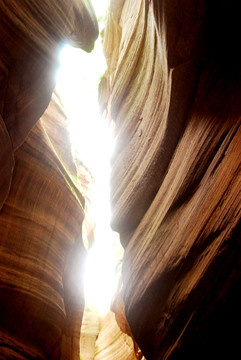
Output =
[{"x1": 56, "y1": 0, "x2": 123, "y2": 316}]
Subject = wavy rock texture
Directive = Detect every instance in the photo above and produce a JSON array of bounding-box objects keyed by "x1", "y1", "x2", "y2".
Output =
[
  {"x1": 0, "y1": 1, "x2": 98, "y2": 359},
  {"x1": 0, "y1": 96, "x2": 86, "y2": 359},
  {"x1": 95, "y1": 311, "x2": 139, "y2": 360},
  {"x1": 1, "y1": 0, "x2": 241, "y2": 359},
  {"x1": 79, "y1": 293, "x2": 143, "y2": 360},
  {"x1": 101, "y1": 0, "x2": 241, "y2": 359},
  {"x1": 0, "y1": 0, "x2": 98, "y2": 208}
]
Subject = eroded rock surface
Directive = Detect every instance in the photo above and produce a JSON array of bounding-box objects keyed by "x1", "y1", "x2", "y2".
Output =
[
  {"x1": 1, "y1": 0, "x2": 240, "y2": 359},
  {"x1": 0, "y1": 96, "x2": 86, "y2": 359},
  {"x1": 0, "y1": 0, "x2": 98, "y2": 207},
  {"x1": 0, "y1": 1, "x2": 98, "y2": 359},
  {"x1": 95, "y1": 311, "x2": 139, "y2": 360},
  {"x1": 101, "y1": 1, "x2": 241, "y2": 359}
]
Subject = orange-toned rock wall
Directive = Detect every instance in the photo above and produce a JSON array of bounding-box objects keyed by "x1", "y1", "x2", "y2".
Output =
[
  {"x1": 102, "y1": 0, "x2": 241, "y2": 359},
  {"x1": 0, "y1": 0, "x2": 98, "y2": 205},
  {"x1": 1, "y1": 0, "x2": 241, "y2": 359},
  {"x1": 0, "y1": 1, "x2": 98, "y2": 359},
  {"x1": 0, "y1": 98, "x2": 86, "y2": 359}
]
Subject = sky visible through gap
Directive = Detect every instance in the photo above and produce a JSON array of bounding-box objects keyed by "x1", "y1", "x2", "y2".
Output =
[{"x1": 56, "y1": 0, "x2": 123, "y2": 316}]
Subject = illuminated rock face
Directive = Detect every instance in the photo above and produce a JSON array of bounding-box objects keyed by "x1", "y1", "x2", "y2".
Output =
[
  {"x1": 95, "y1": 311, "x2": 139, "y2": 360},
  {"x1": 0, "y1": 0, "x2": 98, "y2": 207},
  {"x1": 0, "y1": 97, "x2": 86, "y2": 359},
  {"x1": 0, "y1": 1, "x2": 98, "y2": 359},
  {"x1": 102, "y1": 0, "x2": 241, "y2": 359},
  {"x1": 1, "y1": 0, "x2": 240, "y2": 359}
]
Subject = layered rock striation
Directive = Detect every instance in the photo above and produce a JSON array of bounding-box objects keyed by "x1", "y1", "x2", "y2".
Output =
[
  {"x1": 0, "y1": 0, "x2": 98, "y2": 207},
  {"x1": 1, "y1": 0, "x2": 241, "y2": 359},
  {"x1": 95, "y1": 311, "x2": 139, "y2": 360},
  {"x1": 0, "y1": 1, "x2": 98, "y2": 359},
  {"x1": 0, "y1": 96, "x2": 86, "y2": 359},
  {"x1": 101, "y1": 0, "x2": 241, "y2": 359}
]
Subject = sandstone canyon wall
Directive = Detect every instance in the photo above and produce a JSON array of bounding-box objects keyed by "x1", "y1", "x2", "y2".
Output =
[
  {"x1": 101, "y1": 0, "x2": 241, "y2": 359},
  {"x1": 0, "y1": 1, "x2": 98, "y2": 359},
  {"x1": 0, "y1": 0, "x2": 241, "y2": 359}
]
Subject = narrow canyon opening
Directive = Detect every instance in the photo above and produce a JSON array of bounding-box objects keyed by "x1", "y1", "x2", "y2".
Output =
[
  {"x1": 1, "y1": 1, "x2": 240, "y2": 359},
  {"x1": 56, "y1": 1, "x2": 125, "y2": 358}
]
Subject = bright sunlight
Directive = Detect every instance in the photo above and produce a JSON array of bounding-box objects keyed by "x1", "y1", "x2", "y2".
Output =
[{"x1": 56, "y1": 0, "x2": 123, "y2": 316}]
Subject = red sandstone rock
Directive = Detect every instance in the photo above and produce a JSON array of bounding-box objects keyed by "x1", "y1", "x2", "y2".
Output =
[
  {"x1": 0, "y1": 1, "x2": 98, "y2": 358},
  {"x1": 102, "y1": 1, "x2": 241, "y2": 359},
  {"x1": 0, "y1": 97, "x2": 86, "y2": 358},
  {"x1": 1, "y1": 0, "x2": 240, "y2": 358}
]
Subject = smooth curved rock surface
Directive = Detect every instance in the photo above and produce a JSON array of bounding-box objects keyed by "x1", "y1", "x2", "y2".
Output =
[
  {"x1": 1, "y1": 0, "x2": 240, "y2": 358},
  {"x1": 95, "y1": 311, "x2": 139, "y2": 360},
  {"x1": 0, "y1": 0, "x2": 98, "y2": 150},
  {"x1": 101, "y1": 0, "x2": 241, "y2": 359},
  {"x1": 0, "y1": 95, "x2": 86, "y2": 359},
  {"x1": 0, "y1": 1, "x2": 98, "y2": 358}
]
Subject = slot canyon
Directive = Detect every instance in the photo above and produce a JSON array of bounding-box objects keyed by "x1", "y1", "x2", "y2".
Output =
[{"x1": 0, "y1": 0, "x2": 240, "y2": 359}]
